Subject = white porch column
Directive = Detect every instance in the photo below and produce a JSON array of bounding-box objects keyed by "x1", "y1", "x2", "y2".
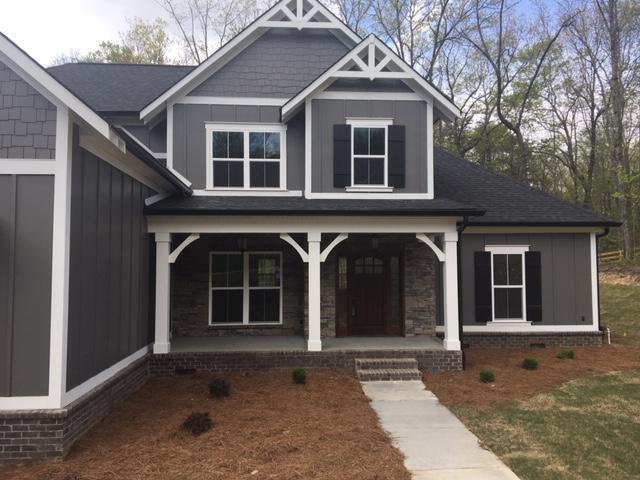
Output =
[
  {"x1": 307, "y1": 232, "x2": 322, "y2": 351},
  {"x1": 154, "y1": 232, "x2": 172, "y2": 354},
  {"x1": 442, "y1": 232, "x2": 461, "y2": 351}
]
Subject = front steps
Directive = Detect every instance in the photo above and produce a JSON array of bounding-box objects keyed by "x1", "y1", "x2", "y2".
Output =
[{"x1": 355, "y1": 358, "x2": 422, "y2": 381}]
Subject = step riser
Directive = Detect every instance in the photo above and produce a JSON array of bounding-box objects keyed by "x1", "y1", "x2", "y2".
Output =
[
  {"x1": 355, "y1": 357, "x2": 422, "y2": 382},
  {"x1": 355, "y1": 358, "x2": 418, "y2": 370},
  {"x1": 357, "y1": 371, "x2": 422, "y2": 381}
]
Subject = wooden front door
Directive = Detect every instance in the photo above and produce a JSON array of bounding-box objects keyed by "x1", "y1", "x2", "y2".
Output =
[{"x1": 349, "y1": 256, "x2": 387, "y2": 335}]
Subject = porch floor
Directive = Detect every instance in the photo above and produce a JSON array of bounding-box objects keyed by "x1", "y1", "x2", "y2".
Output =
[{"x1": 170, "y1": 335, "x2": 444, "y2": 353}]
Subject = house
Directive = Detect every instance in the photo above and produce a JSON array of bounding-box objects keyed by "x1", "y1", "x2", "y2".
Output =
[{"x1": 0, "y1": 0, "x2": 618, "y2": 464}]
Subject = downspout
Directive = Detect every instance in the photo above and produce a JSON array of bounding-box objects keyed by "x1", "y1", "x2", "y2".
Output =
[
  {"x1": 596, "y1": 228, "x2": 610, "y2": 342},
  {"x1": 456, "y1": 216, "x2": 470, "y2": 369}
]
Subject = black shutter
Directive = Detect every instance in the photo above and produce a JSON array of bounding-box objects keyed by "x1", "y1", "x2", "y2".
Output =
[
  {"x1": 388, "y1": 125, "x2": 405, "y2": 188},
  {"x1": 333, "y1": 124, "x2": 351, "y2": 188},
  {"x1": 474, "y1": 251, "x2": 492, "y2": 323},
  {"x1": 525, "y1": 251, "x2": 543, "y2": 322}
]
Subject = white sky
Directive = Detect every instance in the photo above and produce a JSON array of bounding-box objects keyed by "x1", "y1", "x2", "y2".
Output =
[{"x1": 0, "y1": 0, "x2": 169, "y2": 66}]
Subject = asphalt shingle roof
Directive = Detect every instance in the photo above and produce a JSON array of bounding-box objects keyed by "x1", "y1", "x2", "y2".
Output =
[{"x1": 47, "y1": 63, "x2": 194, "y2": 113}]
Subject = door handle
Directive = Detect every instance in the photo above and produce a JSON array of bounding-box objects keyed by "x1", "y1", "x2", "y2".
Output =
[{"x1": 351, "y1": 306, "x2": 356, "y2": 316}]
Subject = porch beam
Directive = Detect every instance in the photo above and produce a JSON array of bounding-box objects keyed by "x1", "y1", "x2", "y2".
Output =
[
  {"x1": 415, "y1": 233, "x2": 445, "y2": 262},
  {"x1": 154, "y1": 233, "x2": 172, "y2": 354},
  {"x1": 442, "y1": 232, "x2": 461, "y2": 351},
  {"x1": 168, "y1": 233, "x2": 199, "y2": 264},
  {"x1": 280, "y1": 233, "x2": 309, "y2": 262},
  {"x1": 320, "y1": 233, "x2": 348, "y2": 262},
  {"x1": 307, "y1": 232, "x2": 322, "y2": 351}
]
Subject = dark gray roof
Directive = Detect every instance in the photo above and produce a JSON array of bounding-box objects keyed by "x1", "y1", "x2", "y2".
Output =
[
  {"x1": 47, "y1": 63, "x2": 194, "y2": 113},
  {"x1": 434, "y1": 148, "x2": 618, "y2": 226},
  {"x1": 146, "y1": 148, "x2": 618, "y2": 227}
]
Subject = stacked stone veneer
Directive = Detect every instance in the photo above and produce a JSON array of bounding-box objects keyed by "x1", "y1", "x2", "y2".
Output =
[
  {"x1": 0, "y1": 60, "x2": 56, "y2": 159},
  {"x1": 0, "y1": 356, "x2": 148, "y2": 465}
]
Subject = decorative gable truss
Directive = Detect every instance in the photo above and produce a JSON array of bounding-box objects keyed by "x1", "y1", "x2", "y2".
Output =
[{"x1": 281, "y1": 35, "x2": 460, "y2": 122}]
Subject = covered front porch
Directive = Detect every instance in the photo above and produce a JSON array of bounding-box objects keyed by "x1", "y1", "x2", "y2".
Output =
[{"x1": 149, "y1": 215, "x2": 462, "y2": 356}]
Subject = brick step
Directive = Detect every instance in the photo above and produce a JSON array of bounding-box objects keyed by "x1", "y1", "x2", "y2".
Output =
[
  {"x1": 357, "y1": 368, "x2": 422, "y2": 382},
  {"x1": 355, "y1": 358, "x2": 418, "y2": 371}
]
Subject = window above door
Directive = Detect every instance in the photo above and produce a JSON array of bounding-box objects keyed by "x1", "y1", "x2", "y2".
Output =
[{"x1": 205, "y1": 123, "x2": 287, "y2": 191}]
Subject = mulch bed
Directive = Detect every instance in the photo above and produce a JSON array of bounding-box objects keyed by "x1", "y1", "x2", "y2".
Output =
[
  {"x1": 1, "y1": 370, "x2": 410, "y2": 480},
  {"x1": 424, "y1": 344, "x2": 640, "y2": 409}
]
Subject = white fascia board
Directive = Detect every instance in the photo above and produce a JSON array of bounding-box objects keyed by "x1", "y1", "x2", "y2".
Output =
[
  {"x1": 281, "y1": 35, "x2": 460, "y2": 122},
  {"x1": 140, "y1": 0, "x2": 361, "y2": 123},
  {"x1": 146, "y1": 215, "x2": 460, "y2": 235},
  {"x1": 176, "y1": 96, "x2": 288, "y2": 106},
  {"x1": 0, "y1": 35, "x2": 120, "y2": 149}
]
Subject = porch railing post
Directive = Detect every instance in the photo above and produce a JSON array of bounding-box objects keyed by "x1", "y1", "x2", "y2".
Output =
[
  {"x1": 442, "y1": 232, "x2": 461, "y2": 351},
  {"x1": 154, "y1": 232, "x2": 172, "y2": 354},
  {"x1": 307, "y1": 232, "x2": 322, "y2": 351}
]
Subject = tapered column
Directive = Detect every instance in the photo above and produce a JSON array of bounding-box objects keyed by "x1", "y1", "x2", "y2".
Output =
[
  {"x1": 442, "y1": 232, "x2": 461, "y2": 351},
  {"x1": 307, "y1": 232, "x2": 322, "y2": 351},
  {"x1": 154, "y1": 232, "x2": 171, "y2": 354}
]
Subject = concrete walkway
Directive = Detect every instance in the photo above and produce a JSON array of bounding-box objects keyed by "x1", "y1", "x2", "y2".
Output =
[{"x1": 361, "y1": 381, "x2": 520, "y2": 479}]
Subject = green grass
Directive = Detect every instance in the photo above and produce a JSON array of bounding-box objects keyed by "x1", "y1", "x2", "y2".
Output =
[
  {"x1": 600, "y1": 282, "x2": 640, "y2": 345},
  {"x1": 453, "y1": 369, "x2": 640, "y2": 480}
]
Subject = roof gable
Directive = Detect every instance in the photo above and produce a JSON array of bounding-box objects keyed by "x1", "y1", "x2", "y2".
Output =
[
  {"x1": 281, "y1": 35, "x2": 460, "y2": 122},
  {"x1": 140, "y1": 0, "x2": 360, "y2": 122}
]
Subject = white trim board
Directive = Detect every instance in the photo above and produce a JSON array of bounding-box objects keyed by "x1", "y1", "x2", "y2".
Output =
[
  {"x1": 0, "y1": 160, "x2": 57, "y2": 175},
  {"x1": 304, "y1": 192, "x2": 434, "y2": 199},
  {"x1": 177, "y1": 96, "x2": 288, "y2": 106},
  {"x1": 193, "y1": 189, "x2": 303, "y2": 197},
  {"x1": 314, "y1": 91, "x2": 423, "y2": 101},
  {"x1": 435, "y1": 325, "x2": 601, "y2": 333},
  {"x1": 140, "y1": 0, "x2": 360, "y2": 122},
  {"x1": 63, "y1": 346, "x2": 149, "y2": 407}
]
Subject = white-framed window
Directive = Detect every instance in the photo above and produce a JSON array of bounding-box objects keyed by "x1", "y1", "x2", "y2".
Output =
[
  {"x1": 209, "y1": 251, "x2": 283, "y2": 326},
  {"x1": 346, "y1": 118, "x2": 393, "y2": 189},
  {"x1": 485, "y1": 245, "x2": 529, "y2": 322},
  {"x1": 205, "y1": 123, "x2": 287, "y2": 190}
]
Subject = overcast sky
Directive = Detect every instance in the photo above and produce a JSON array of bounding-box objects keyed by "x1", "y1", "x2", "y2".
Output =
[{"x1": 0, "y1": 0, "x2": 168, "y2": 66}]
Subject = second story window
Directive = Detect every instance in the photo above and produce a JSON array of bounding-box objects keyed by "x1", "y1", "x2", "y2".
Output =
[
  {"x1": 347, "y1": 119, "x2": 393, "y2": 188},
  {"x1": 206, "y1": 124, "x2": 286, "y2": 190}
]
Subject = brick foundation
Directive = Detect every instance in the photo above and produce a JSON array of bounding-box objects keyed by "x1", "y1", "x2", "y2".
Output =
[
  {"x1": 0, "y1": 355, "x2": 149, "y2": 465},
  {"x1": 149, "y1": 349, "x2": 462, "y2": 376},
  {"x1": 462, "y1": 331, "x2": 604, "y2": 347}
]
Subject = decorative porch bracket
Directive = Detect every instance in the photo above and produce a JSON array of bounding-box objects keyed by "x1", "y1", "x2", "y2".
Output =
[
  {"x1": 279, "y1": 233, "x2": 349, "y2": 263},
  {"x1": 168, "y1": 233, "x2": 200, "y2": 264},
  {"x1": 415, "y1": 233, "x2": 445, "y2": 262}
]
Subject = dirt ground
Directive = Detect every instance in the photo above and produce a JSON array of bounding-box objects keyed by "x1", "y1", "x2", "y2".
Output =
[
  {"x1": 1, "y1": 370, "x2": 410, "y2": 480},
  {"x1": 600, "y1": 262, "x2": 640, "y2": 285},
  {"x1": 424, "y1": 344, "x2": 640, "y2": 409}
]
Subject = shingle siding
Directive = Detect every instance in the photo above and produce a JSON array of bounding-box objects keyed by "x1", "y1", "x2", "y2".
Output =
[
  {"x1": 188, "y1": 29, "x2": 350, "y2": 98},
  {"x1": 0, "y1": 60, "x2": 56, "y2": 159}
]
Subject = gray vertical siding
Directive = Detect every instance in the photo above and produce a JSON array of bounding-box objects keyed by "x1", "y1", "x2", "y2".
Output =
[
  {"x1": 172, "y1": 104, "x2": 304, "y2": 190},
  {"x1": 188, "y1": 29, "x2": 349, "y2": 98},
  {"x1": 66, "y1": 132, "x2": 153, "y2": 391},
  {"x1": 0, "y1": 174, "x2": 54, "y2": 396},
  {"x1": 460, "y1": 233, "x2": 593, "y2": 326},
  {"x1": 122, "y1": 120, "x2": 167, "y2": 153},
  {"x1": 311, "y1": 99, "x2": 428, "y2": 193},
  {"x1": 0, "y1": 60, "x2": 57, "y2": 159}
]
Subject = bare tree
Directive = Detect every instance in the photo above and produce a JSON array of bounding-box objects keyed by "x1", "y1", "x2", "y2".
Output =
[{"x1": 328, "y1": 0, "x2": 373, "y2": 36}]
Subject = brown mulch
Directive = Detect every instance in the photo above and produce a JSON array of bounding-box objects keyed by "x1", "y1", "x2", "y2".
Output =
[
  {"x1": 424, "y1": 344, "x2": 640, "y2": 409},
  {"x1": 1, "y1": 370, "x2": 410, "y2": 480}
]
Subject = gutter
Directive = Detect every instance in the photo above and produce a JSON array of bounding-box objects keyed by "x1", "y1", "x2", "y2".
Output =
[
  {"x1": 456, "y1": 216, "x2": 470, "y2": 369},
  {"x1": 595, "y1": 228, "x2": 610, "y2": 333}
]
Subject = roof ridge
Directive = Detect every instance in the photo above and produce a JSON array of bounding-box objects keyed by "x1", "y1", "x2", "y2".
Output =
[
  {"x1": 48, "y1": 62, "x2": 195, "y2": 68},
  {"x1": 434, "y1": 146, "x2": 613, "y2": 222}
]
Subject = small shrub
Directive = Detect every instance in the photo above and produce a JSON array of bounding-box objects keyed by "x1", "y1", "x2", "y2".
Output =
[
  {"x1": 292, "y1": 368, "x2": 307, "y2": 384},
  {"x1": 557, "y1": 350, "x2": 576, "y2": 359},
  {"x1": 208, "y1": 378, "x2": 230, "y2": 398},
  {"x1": 479, "y1": 369, "x2": 495, "y2": 383},
  {"x1": 181, "y1": 412, "x2": 212, "y2": 436},
  {"x1": 522, "y1": 357, "x2": 539, "y2": 370}
]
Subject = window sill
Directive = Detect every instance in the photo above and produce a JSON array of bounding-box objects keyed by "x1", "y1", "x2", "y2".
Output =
[
  {"x1": 345, "y1": 186, "x2": 394, "y2": 193},
  {"x1": 209, "y1": 323, "x2": 284, "y2": 328},
  {"x1": 486, "y1": 320, "x2": 532, "y2": 326}
]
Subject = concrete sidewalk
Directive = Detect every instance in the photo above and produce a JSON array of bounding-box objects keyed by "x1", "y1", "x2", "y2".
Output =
[{"x1": 361, "y1": 381, "x2": 519, "y2": 480}]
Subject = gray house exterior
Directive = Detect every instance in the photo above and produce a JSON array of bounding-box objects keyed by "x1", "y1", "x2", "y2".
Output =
[{"x1": 0, "y1": 0, "x2": 618, "y2": 465}]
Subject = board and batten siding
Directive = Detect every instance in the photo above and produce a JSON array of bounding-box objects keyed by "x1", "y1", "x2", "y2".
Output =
[
  {"x1": 172, "y1": 103, "x2": 304, "y2": 190},
  {"x1": 459, "y1": 233, "x2": 593, "y2": 326},
  {"x1": 0, "y1": 59, "x2": 57, "y2": 159},
  {"x1": 66, "y1": 135, "x2": 154, "y2": 391},
  {"x1": 311, "y1": 99, "x2": 429, "y2": 193},
  {"x1": 0, "y1": 174, "x2": 54, "y2": 396}
]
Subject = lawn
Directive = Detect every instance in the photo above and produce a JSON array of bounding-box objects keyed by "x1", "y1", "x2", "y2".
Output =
[
  {"x1": 0, "y1": 370, "x2": 410, "y2": 480},
  {"x1": 601, "y1": 282, "x2": 640, "y2": 345}
]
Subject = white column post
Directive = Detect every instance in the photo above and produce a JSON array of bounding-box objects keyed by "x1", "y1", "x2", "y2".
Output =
[
  {"x1": 307, "y1": 232, "x2": 322, "y2": 351},
  {"x1": 442, "y1": 232, "x2": 461, "y2": 351},
  {"x1": 154, "y1": 232, "x2": 172, "y2": 354}
]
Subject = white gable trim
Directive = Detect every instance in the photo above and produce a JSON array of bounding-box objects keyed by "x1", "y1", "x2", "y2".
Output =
[
  {"x1": 0, "y1": 34, "x2": 123, "y2": 151},
  {"x1": 281, "y1": 35, "x2": 460, "y2": 122},
  {"x1": 140, "y1": 0, "x2": 360, "y2": 122}
]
